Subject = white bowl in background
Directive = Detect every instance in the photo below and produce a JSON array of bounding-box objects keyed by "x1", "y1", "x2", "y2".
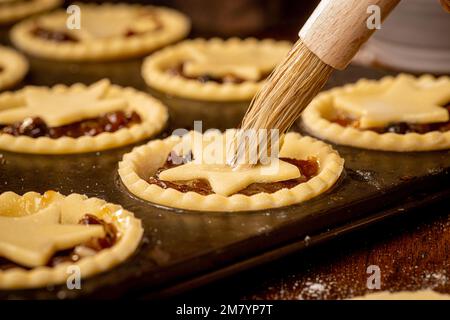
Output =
[{"x1": 354, "y1": 0, "x2": 450, "y2": 73}]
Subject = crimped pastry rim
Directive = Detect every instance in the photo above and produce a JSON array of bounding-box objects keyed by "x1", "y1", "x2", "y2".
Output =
[
  {"x1": 301, "y1": 74, "x2": 450, "y2": 152},
  {"x1": 118, "y1": 132, "x2": 344, "y2": 212},
  {"x1": 0, "y1": 191, "x2": 143, "y2": 290},
  {"x1": 141, "y1": 38, "x2": 292, "y2": 101},
  {"x1": 0, "y1": 46, "x2": 28, "y2": 91},
  {"x1": 0, "y1": 82, "x2": 168, "y2": 154},
  {"x1": 10, "y1": 3, "x2": 191, "y2": 61},
  {"x1": 0, "y1": 0, "x2": 62, "y2": 25}
]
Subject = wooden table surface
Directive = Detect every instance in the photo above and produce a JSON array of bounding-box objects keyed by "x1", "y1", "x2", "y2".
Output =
[{"x1": 184, "y1": 200, "x2": 450, "y2": 300}]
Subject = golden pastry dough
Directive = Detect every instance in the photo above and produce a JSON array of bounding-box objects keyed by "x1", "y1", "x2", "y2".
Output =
[
  {"x1": 0, "y1": 205, "x2": 104, "y2": 268},
  {"x1": 302, "y1": 74, "x2": 450, "y2": 151},
  {"x1": 0, "y1": 79, "x2": 127, "y2": 127},
  {"x1": 0, "y1": 191, "x2": 143, "y2": 290},
  {"x1": 0, "y1": 45, "x2": 28, "y2": 91},
  {"x1": 118, "y1": 130, "x2": 344, "y2": 212},
  {"x1": 10, "y1": 3, "x2": 190, "y2": 61},
  {"x1": 0, "y1": 0, "x2": 61, "y2": 25},
  {"x1": 0, "y1": 80, "x2": 168, "y2": 154},
  {"x1": 158, "y1": 131, "x2": 301, "y2": 196},
  {"x1": 160, "y1": 159, "x2": 301, "y2": 197},
  {"x1": 142, "y1": 38, "x2": 292, "y2": 101},
  {"x1": 182, "y1": 45, "x2": 286, "y2": 81},
  {"x1": 335, "y1": 75, "x2": 450, "y2": 129}
]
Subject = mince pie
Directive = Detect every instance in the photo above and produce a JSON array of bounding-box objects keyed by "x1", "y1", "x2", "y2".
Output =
[
  {"x1": 119, "y1": 130, "x2": 344, "y2": 212},
  {"x1": 302, "y1": 74, "x2": 450, "y2": 151},
  {"x1": 0, "y1": 191, "x2": 142, "y2": 289},
  {"x1": 0, "y1": 45, "x2": 28, "y2": 91},
  {"x1": 10, "y1": 3, "x2": 190, "y2": 61},
  {"x1": 142, "y1": 38, "x2": 292, "y2": 101},
  {"x1": 0, "y1": 0, "x2": 61, "y2": 25},
  {"x1": 0, "y1": 79, "x2": 168, "y2": 154}
]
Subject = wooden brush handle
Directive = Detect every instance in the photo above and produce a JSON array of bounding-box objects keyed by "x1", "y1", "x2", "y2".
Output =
[{"x1": 299, "y1": 0, "x2": 400, "y2": 70}]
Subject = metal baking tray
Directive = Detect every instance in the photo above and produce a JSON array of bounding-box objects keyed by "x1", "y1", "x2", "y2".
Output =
[{"x1": 0, "y1": 54, "x2": 449, "y2": 299}]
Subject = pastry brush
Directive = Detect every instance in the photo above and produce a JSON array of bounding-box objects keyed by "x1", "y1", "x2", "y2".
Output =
[{"x1": 230, "y1": 0, "x2": 400, "y2": 166}]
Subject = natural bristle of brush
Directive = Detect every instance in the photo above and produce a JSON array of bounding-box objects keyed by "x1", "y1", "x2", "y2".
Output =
[{"x1": 229, "y1": 40, "x2": 334, "y2": 167}]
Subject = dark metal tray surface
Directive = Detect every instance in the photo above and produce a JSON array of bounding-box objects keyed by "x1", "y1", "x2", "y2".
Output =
[{"x1": 0, "y1": 53, "x2": 448, "y2": 299}]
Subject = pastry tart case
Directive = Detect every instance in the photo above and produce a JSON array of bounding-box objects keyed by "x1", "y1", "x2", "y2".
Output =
[{"x1": 0, "y1": 53, "x2": 448, "y2": 298}]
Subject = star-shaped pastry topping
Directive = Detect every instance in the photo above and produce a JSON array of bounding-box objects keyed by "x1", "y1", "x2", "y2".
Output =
[
  {"x1": 76, "y1": 9, "x2": 159, "y2": 40},
  {"x1": 0, "y1": 205, "x2": 105, "y2": 268},
  {"x1": 0, "y1": 79, "x2": 127, "y2": 127},
  {"x1": 183, "y1": 45, "x2": 288, "y2": 81},
  {"x1": 334, "y1": 75, "x2": 450, "y2": 129},
  {"x1": 38, "y1": 8, "x2": 159, "y2": 41},
  {"x1": 159, "y1": 160, "x2": 301, "y2": 196},
  {"x1": 159, "y1": 132, "x2": 300, "y2": 196}
]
